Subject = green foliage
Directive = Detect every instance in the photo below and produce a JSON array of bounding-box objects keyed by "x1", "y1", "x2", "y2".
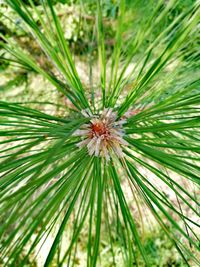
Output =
[{"x1": 0, "y1": 0, "x2": 200, "y2": 266}]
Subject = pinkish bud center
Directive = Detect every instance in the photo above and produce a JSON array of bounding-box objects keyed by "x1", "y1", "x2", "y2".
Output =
[
  {"x1": 74, "y1": 108, "x2": 129, "y2": 160},
  {"x1": 91, "y1": 122, "x2": 108, "y2": 137}
]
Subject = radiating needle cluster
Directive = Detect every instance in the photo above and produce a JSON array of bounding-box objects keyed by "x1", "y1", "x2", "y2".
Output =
[{"x1": 73, "y1": 108, "x2": 128, "y2": 161}]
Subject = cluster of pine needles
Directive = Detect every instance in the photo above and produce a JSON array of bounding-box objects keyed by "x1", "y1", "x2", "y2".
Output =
[{"x1": 0, "y1": 0, "x2": 200, "y2": 266}]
